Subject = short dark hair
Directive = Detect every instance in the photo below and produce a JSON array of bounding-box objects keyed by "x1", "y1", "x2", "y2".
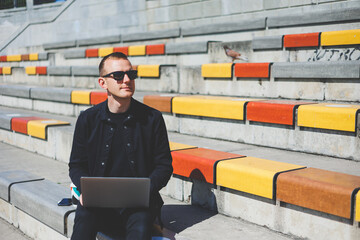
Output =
[{"x1": 98, "y1": 52, "x2": 129, "y2": 76}]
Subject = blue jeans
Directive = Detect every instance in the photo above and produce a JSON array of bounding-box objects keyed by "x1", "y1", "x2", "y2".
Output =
[{"x1": 71, "y1": 204, "x2": 152, "y2": 240}]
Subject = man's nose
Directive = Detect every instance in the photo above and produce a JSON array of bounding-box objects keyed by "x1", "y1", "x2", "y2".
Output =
[{"x1": 122, "y1": 73, "x2": 131, "y2": 83}]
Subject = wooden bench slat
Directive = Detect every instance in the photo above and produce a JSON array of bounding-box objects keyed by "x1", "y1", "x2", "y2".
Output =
[{"x1": 277, "y1": 168, "x2": 360, "y2": 219}]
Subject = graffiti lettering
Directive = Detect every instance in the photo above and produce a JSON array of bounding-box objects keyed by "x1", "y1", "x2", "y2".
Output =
[{"x1": 307, "y1": 47, "x2": 360, "y2": 62}]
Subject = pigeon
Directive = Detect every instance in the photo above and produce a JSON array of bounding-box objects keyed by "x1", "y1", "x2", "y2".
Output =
[{"x1": 223, "y1": 45, "x2": 248, "y2": 62}]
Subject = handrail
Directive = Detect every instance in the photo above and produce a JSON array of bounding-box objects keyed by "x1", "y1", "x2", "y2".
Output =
[{"x1": 0, "y1": 0, "x2": 75, "y2": 54}]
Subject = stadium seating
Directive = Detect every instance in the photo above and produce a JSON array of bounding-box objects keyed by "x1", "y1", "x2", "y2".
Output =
[
  {"x1": 216, "y1": 157, "x2": 305, "y2": 199},
  {"x1": 169, "y1": 141, "x2": 197, "y2": 151},
  {"x1": 247, "y1": 100, "x2": 313, "y2": 126},
  {"x1": 298, "y1": 103, "x2": 360, "y2": 133},
  {"x1": 321, "y1": 29, "x2": 360, "y2": 47},
  {"x1": 172, "y1": 148, "x2": 244, "y2": 184},
  {"x1": 172, "y1": 95, "x2": 256, "y2": 120},
  {"x1": 277, "y1": 168, "x2": 360, "y2": 219},
  {"x1": 143, "y1": 94, "x2": 175, "y2": 113},
  {"x1": 0, "y1": 53, "x2": 48, "y2": 62},
  {"x1": 234, "y1": 62, "x2": 271, "y2": 78},
  {"x1": 1, "y1": 3, "x2": 360, "y2": 239},
  {"x1": 284, "y1": 32, "x2": 320, "y2": 48},
  {"x1": 201, "y1": 63, "x2": 233, "y2": 78}
]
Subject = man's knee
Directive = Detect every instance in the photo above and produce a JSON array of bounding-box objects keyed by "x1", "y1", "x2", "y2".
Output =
[
  {"x1": 75, "y1": 205, "x2": 99, "y2": 222},
  {"x1": 126, "y1": 209, "x2": 152, "y2": 239},
  {"x1": 72, "y1": 206, "x2": 101, "y2": 240}
]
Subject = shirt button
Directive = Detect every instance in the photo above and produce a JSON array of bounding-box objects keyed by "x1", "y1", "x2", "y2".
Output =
[
  {"x1": 127, "y1": 143, "x2": 131, "y2": 147},
  {"x1": 124, "y1": 126, "x2": 127, "y2": 129},
  {"x1": 101, "y1": 162, "x2": 105, "y2": 166},
  {"x1": 106, "y1": 144, "x2": 109, "y2": 148},
  {"x1": 130, "y1": 161, "x2": 134, "y2": 164},
  {"x1": 107, "y1": 118, "x2": 111, "y2": 122},
  {"x1": 110, "y1": 127, "x2": 114, "y2": 131}
]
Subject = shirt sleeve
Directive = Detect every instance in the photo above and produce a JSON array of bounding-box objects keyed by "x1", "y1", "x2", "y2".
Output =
[
  {"x1": 149, "y1": 113, "x2": 173, "y2": 194},
  {"x1": 68, "y1": 112, "x2": 90, "y2": 193}
]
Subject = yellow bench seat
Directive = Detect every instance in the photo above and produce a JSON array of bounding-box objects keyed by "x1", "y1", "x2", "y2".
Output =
[
  {"x1": 321, "y1": 29, "x2": 360, "y2": 46},
  {"x1": 128, "y1": 45, "x2": 146, "y2": 56},
  {"x1": 71, "y1": 90, "x2": 91, "y2": 105},
  {"x1": 216, "y1": 156, "x2": 305, "y2": 199},
  {"x1": 298, "y1": 103, "x2": 360, "y2": 132},
  {"x1": 137, "y1": 65, "x2": 160, "y2": 77},
  {"x1": 172, "y1": 95, "x2": 263, "y2": 120},
  {"x1": 202, "y1": 63, "x2": 233, "y2": 78},
  {"x1": 169, "y1": 142, "x2": 197, "y2": 151},
  {"x1": 28, "y1": 119, "x2": 70, "y2": 139},
  {"x1": 98, "y1": 47, "x2": 114, "y2": 57}
]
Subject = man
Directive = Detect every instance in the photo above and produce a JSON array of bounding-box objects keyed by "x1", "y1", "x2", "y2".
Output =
[{"x1": 69, "y1": 52, "x2": 173, "y2": 239}]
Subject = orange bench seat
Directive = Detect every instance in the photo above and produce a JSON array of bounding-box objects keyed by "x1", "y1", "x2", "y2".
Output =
[
  {"x1": 11, "y1": 117, "x2": 46, "y2": 135},
  {"x1": 171, "y1": 148, "x2": 244, "y2": 184},
  {"x1": 234, "y1": 63, "x2": 271, "y2": 78},
  {"x1": 146, "y1": 44, "x2": 165, "y2": 55},
  {"x1": 85, "y1": 49, "x2": 99, "y2": 58},
  {"x1": 277, "y1": 168, "x2": 360, "y2": 219},
  {"x1": 90, "y1": 91, "x2": 107, "y2": 105},
  {"x1": 284, "y1": 32, "x2": 320, "y2": 48},
  {"x1": 143, "y1": 95, "x2": 175, "y2": 113},
  {"x1": 113, "y1": 47, "x2": 129, "y2": 56},
  {"x1": 247, "y1": 100, "x2": 313, "y2": 125}
]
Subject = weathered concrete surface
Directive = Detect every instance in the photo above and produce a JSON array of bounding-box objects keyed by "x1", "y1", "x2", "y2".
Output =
[
  {"x1": 71, "y1": 66, "x2": 98, "y2": 77},
  {"x1": 30, "y1": 87, "x2": 72, "y2": 103},
  {"x1": 166, "y1": 41, "x2": 211, "y2": 55},
  {"x1": 182, "y1": 18, "x2": 266, "y2": 36},
  {"x1": 1, "y1": 88, "x2": 360, "y2": 161},
  {"x1": 0, "y1": 170, "x2": 43, "y2": 201},
  {"x1": 0, "y1": 85, "x2": 31, "y2": 98},
  {"x1": 77, "y1": 35, "x2": 121, "y2": 46},
  {"x1": 0, "y1": 217, "x2": 31, "y2": 240},
  {"x1": 11, "y1": 179, "x2": 75, "y2": 234},
  {"x1": 43, "y1": 40, "x2": 76, "y2": 50},
  {"x1": 267, "y1": 6, "x2": 360, "y2": 28},
  {"x1": 272, "y1": 61, "x2": 360, "y2": 79},
  {"x1": 47, "y1": 66, "x2": 72, "y2": 76},
  {"x1": 0, "y1": 114, "x2": 360, "y2": 239},
  {"x1": 252, "y1": 36, "x2": 283, "y2": 50},
  {"x1": 122, "y1": 28, "x2": 180, "y2": 42},
  {"x1": 0, "y1": 142, "x2": 298, "y2": 240},
  {"x1": 63, "y1": 49, "x2": 86, "y2": 59},
  {"x1": 136, "y1": 66, "x2": 179, "y2": 93},
  {"x1": 38, "y1": 52, "x2": 49, "y2": 61}
]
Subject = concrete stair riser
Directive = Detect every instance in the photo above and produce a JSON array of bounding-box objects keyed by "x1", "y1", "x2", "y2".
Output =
[
  {"x1": 160, "y1": 176, "x2": 360, "y2": 240},
  {"x1": 0, "y1": 97, "x2": 359, "y2": 160}
]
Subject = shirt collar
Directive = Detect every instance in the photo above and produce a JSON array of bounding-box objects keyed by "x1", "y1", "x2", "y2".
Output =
[{"x1": 100, "y1": 98, "x2": 137, "y2": 123}]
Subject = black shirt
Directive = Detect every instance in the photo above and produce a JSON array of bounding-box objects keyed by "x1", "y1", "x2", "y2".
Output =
[{"x1": 104, "y1": 107, "x2": 133, "y2": 177}]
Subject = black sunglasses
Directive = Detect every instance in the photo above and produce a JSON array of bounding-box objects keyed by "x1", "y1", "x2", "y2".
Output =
[{"x1": 102, "y1": 70, "x2": 138, "y2": 81}]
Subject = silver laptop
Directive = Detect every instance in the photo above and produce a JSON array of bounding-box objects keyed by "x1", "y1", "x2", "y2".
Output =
[{"x1": 80, "y1": 177, "x2": 150, "y2": 208}]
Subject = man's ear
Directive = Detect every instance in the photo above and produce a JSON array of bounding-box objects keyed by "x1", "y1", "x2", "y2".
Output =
[{"x1": 98, "y1": 77, "x2": 107, "y2": 90}]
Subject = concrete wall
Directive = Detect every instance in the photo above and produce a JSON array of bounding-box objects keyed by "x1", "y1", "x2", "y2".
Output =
[{"x1": 1, "y1": 0, "x2": 359, "y2": 53}]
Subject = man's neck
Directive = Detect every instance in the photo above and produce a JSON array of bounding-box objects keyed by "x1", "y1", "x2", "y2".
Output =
[{"x1": 107, "y1": 96, "x2": 131, "y2": 114}]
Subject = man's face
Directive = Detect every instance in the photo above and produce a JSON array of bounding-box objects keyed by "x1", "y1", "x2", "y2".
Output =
[{"x1": 100, "y1": 58, "x2": 135, "y2": 99}]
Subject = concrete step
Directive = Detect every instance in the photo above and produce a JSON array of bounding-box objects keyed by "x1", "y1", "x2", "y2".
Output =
[
  {"x1": 1, "y1": 87, "x2": 359, "y2": 161},
  {"x1": 0, "y1": 141, "x2": 296, "y2": 240},
  {"x1": 0, "y1": 217, "x2": 32, "y2": 240},
  {"x1": 0, "y1": 104, "x2": 359, "y2": 239},
  {"x1": 2, "y1": 58, "x2": 360, "y2": 102},
  {"x1": 4, "y1": 34, "x2": 360, "y2": 68},
  {"x1": 0, "y1": 104, "x2": 359, "y2": 175}
]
